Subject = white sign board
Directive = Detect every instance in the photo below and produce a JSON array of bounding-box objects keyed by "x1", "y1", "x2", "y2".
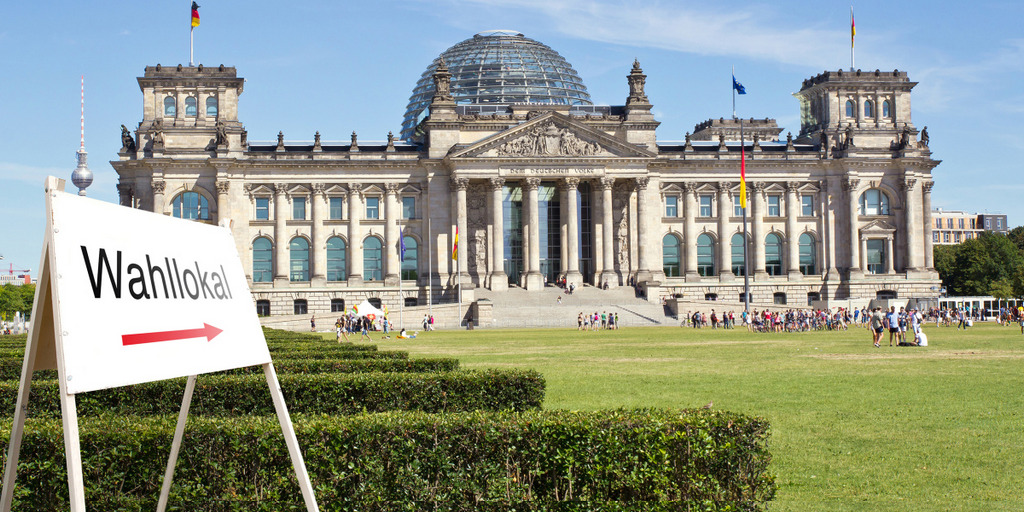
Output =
[{"x1": 48, "y1": 190, "x2": 271, "y2": 394}]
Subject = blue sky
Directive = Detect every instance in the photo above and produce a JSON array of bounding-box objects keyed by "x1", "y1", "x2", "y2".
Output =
[{"x1": 2, "y1": 0, "x2": 1022, "y2": 279}]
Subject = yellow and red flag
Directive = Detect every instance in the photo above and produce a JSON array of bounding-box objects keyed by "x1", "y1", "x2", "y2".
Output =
[
  {"x1": 191, "y1": 2, "x2": 200, "y2": 28},
  {"x1": 851, "y1": 7, "x2": 855, "y2": 49},
  {"x1": 740, "y1": 145, "x2": 747, "y2": 209},
  {"x1": 452, "y1": 226, "x2": 459, "y2": 261}
]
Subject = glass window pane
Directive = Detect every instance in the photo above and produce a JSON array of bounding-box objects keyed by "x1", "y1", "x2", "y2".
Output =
[
  {"x1": 185, "y1": 97, "x2": 197, "y2": 117},
  {"x1": 206, "y1": 97, "x2": 218, "y2": 116},
  {"x1": 256, "y1": 197, "x2": 270, "y2": 220},
  {"x1": 665, "y1": 196, "x2": 678, "y2": 217},
  {"x1": 164, "y1": 96, "x2": 176, "y2": 116},
  {"x1": 293, "y1": 197, "x2": 306, "y2": 220},
  {"x1": 364, "y1": 237, "x2": 382, "y2": 281},
  {"x1": 402, "y1": 236, "x2": 418, "y2": 280},
  {"x1": 326, "y1": 237, "x2": 347, "y2": 281},
  {"x1": 662, "y1": 234, "x2": 680, "y2": 277},
  {"x1": 252, "y1": 237, "x2": 273, "y2": 283},
  {"x1": 765, "y1": 234, "x2": 782, "y2": 275},
  {"x1": 697, "y1": 234, "x2": 715, "y2": 276},
  {"x1": 329, "y1": 197, "x2": 343, "y2": 220},
  {"x1": 402, "y1": 197, "x2": 416, "y2": 219},
  {"x1": 366, "y1": 197, "x2": 380, "y2": 219},
  {"x1": 801, "y1": 195, "x2": 813, "y2": 216},
  {"x1": 699, "y1": 195, "x2": 712, "y2": 217},
  {"x1": 289, "y1": 238, "x2": 310, "y2": 282},
  {"x1": 799, "y1": 233, "x2": 816, "y2": 275},
  {"x1": 731, "y1": 233, "x2": 746, "y2": 275}
]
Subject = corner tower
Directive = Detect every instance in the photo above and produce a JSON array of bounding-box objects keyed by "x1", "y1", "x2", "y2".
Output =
[{"x1": 794, "y1": 69, "x2": 918, "y2": 150}]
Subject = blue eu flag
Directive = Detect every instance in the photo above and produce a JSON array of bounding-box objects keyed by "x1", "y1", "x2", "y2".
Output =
[
  {"x1": 399, "y1": 228, "x2": 406, "y2": 262},
  {"x1": 733, "y1": 75, "x2": 746, "y2": 95}
]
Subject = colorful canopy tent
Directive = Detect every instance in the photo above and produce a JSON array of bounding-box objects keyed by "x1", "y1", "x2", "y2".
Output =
[{"x1": 352, "y1": 300, "x2": 385, "y2": 320}]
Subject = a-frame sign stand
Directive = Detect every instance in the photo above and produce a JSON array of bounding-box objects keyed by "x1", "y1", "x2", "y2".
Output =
[{"x1": 1, "y1": 177, "x2": 319, "y2": 511}]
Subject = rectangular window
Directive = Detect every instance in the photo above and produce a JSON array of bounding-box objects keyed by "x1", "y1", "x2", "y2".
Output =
[
  {"x1": 970, "y1": 218, "x2": 976, "y2": 229},
  {"x1": 943, "y1": 232, "x2": 950, "y2": 243},
  {"x1": 255, "y1": 197, "x2": 270, "y2": 220},
  {"x1": 947, "y1": 219, "x2": 953, "y2": 229},
  {"x1": 954, "y1": 232, "x2": 961, "y2": 243},
  {"x1": 958, "y1": 218, "x2": 964, "y2": 229},
  {"x1": 402, "y1": 197, "x2": 416, "y2": 219},
  {"x1": 366, "y1": 197, "x2": 380, "y2": 219},
  {"x1": 733, "y1": 196, "x2": 744, "y2": 217},
  {"x1": 801, "y1": 195, "x2": 814, "y2": 216},
  {"x1": 996, "y1": 218, "x2": 1003, "y2": 229},
  {"x1": 292, "y1": 197, "x2": 306, "y2": 220},
  {"x1": 665, "y1": 196, "x2": 678, "y2": 217},
  {"x1": 933, "y1": 232, "x2": 939, "y2": 243},
  {"x1": 699, "y1": 194, "x2": 712, "y2": 217},
  {"x1": 935, "y1": 218, "x2": 942, "y2": 229},
  {"x1": 329, "y1": 197, "x2": 344, "y2": 220},
  {"x1": 767, "y1": 195, "x2": 781, "y2": 217},
  {"x1": 866, "y1": 239, "x2": 886, "y2": 274},
  {"x1": 985, "y1": 219, "x2": 992, "y2": 229},
  {"x1": 293, "y1": 299, "x2": 308, "y2": 315}
]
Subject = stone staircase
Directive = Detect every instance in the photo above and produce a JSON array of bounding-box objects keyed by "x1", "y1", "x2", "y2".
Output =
[{"x1": 477, "y1": 284, "x2": 674, "y2": 329}]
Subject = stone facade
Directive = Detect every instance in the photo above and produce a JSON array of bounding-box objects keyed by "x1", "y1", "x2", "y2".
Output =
[{"x1": 111, "y1": 64, "x2": 940, "y2": 316}]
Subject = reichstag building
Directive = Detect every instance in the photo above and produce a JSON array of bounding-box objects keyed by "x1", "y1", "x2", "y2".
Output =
[{"x1": 111, "y1": 30, "x2": 940, "y2": 316}]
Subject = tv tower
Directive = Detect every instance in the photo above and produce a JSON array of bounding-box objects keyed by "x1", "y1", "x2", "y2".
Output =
[{"x1": 71, "y1": 75, "x2": 93, "y2": 196}]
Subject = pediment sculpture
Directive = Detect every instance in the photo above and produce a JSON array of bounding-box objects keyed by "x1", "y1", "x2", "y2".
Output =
[{"x1": 497, "y1": 122, "x2": 602, "y2": 157}]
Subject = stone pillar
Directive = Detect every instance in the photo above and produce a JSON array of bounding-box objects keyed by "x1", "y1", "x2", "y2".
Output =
[
  {"x1": 751, "y1": 183, "x2": 766, "y2": 277},
  {"x1": 564, "y1": 177, "x2": 583, "y2": 288},
  {"x1": 310, "y1": 183, "x2": 326, "y2": 285},
  {"x1": 923, "y1": 181, "x2": 935, "y2": 270},
  {"x1": 860, "y1": 237, "x2": 868, "y2": 272},
  {"x1": 452, "y1": 177, "x2": 470, "y2": 283},
  {"x1": 384, "y1": 183, "x2": 401, "y2": 285},
  {"x1": 599, "y1": 177, "x2": 617, "y2": 288},
  {"x1": 820, "y1": 179, "x2": 840, "y2": 281},
  {"x1": 489, "y1": 177, "x2": 508, "y2": 291},
  {"x1": 273, "y1": 183, "x2": 289, "y2": 285},
  {"x1": 523, "y1": 177, "x2": 544, "y2": 290},
  {"x1": 683, "y1": 182, "x2": 698, "y2": 279},
  {"x1": 886, "y1": 236, "x2": 895, "y2": 274},
  {"x1": 634, "y1": 177, "x2": 652, "y2": 283},
  {"x1": 845, "y1": 177, "x2": 861, "y2": 277},
  {"x1": 593, "y1": 182, "x2": 604, "y2": 283},
  {"x1": 785, "y1": 181, "x2": 801, "y2": 279},
  {"x1": 117, "y1": 183, "x2": 134, "y2": 208},
  {"x1": 716, "y1": 182, "x2": 732, "y2": 279},
  {"x1": 215, "y1": 180, "x2": 229, "y2": 224},
  {"x1": 152, "y1": 180, "x2": 166, "y2": 215},
  {"x1": 902, "y1": 177, "x2": 920, "y2": 272},
  {"x1": 347, "y1": 183, "x2": 363, "y2": 285}
]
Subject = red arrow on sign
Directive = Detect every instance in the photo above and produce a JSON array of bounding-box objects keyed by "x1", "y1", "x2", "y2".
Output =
[{"x1": 122, "y1": 323, "x2": 223, "y2": 346}]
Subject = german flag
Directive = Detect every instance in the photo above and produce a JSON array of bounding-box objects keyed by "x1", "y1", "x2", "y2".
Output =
[
  {"x1": 191, "y1": 2, "x2": 200, "y2": 28},
  {"x1": 452, "y1": 226, "x2": 459, "y2": 261}
]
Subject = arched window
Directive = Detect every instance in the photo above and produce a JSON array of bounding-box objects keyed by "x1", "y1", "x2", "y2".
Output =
[
  {"x1": 164, "y1": 96, "x2": 176, "y2": 116},
  {"x1": 206, "y1": 97, "x2": 218, "y2": 117},
  {"x1": 696, "y1": 234, "x2": 715, "y2": 277},
  {"x1": 799, "y1": 233, "x2": 817, "y2": 276},
  {"x1": 171, "y1": 191, "x2": 209, "y2": 220},
  {"x1": 864, "y1": 100, "x2": 874, "y2": 118},
  {"x1": 882, "y1": 100, "x2": 892, "y2": 118},
  {"x1": 731, "y1": 233, "x2": 746, "y2": 276},
  {"x1": 326, "y1": 237, "x2": 347, "y2": 281},
  {"x1": 364, "y1": 237, "x2": 383, "y2": 281},
  {"x1": 859, "y1": 189, "x2": 891, "y2": 215},
  {"x1": 185, "y1": 96, "x2": 197, "y2": 117},
  {"x1": 765, "y1": 233, "x2": 783, "y2": 276},
  {"x1": 401, "y1": 236, "x2": 419, "y2": 280},
  {"x1": 252, "y1": 237, "x2": 273, "y2": 283},
  {"x1": 662, "y1": 234, "x2": 681, "y2": 277},
  {"x1": 289, "y1": 238, "x2": 310, "y2": 282},
  {"x1": 845, "y1": 100, "x2": 855, "y2": 117}
]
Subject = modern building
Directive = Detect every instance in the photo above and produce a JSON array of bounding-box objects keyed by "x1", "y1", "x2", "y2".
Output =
[
  {"x1": 931, "y1": 209, "x2": 1009, "y2": 245},
  {"x1": 111, "y1": 31, "x2": 941, "y2": 316}
]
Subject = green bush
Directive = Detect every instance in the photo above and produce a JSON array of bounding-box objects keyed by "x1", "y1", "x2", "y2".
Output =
[
  {"x1": 0, "y1": 357, "x2": 458, "y2": 382},
  {"x1": 0, "y1": 410, "x2": 774, "y2": 510},
  {"x1": 0, "y1": 370, "x2": 544, "y2": 417}
]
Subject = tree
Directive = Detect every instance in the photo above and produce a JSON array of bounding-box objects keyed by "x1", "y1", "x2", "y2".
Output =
[
  {"x1": 937, "y1": 233, "x2": 1024, "y2": 297},
  {"x1": 1009, "y1": 226, "x2": 1024, "y2": 254},
  {"x1": 0, "y1": 284, "x2": 35, "y2": 322}
]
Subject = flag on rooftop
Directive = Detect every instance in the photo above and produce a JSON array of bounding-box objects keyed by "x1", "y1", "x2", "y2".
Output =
[
  {"x1": 732, "y1": 75, "x2": 746, "y2": 95},
  {"x1": 191, "y1": 2, "x2": 200, "y2": 28},
  {"x1": 851, "y1": 7, "x2": 856, "y2": 49}
]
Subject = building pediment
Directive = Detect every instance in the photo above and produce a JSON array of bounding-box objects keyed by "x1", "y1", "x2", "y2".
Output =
[
  {"x1": 448, "y1": 112, "x2": 656, "y2": 160},
  {"x1": 860, "y1": 218, "x2": 897, "y2": 237}
]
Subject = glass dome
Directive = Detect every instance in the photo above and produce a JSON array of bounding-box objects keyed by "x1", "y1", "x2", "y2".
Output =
[{"x1": 401, "y1": 30, "x2": 593, "y2": 140}]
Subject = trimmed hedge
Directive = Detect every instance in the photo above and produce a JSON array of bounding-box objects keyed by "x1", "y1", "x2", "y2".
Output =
[
  {"x1": 0, "y1": 370, "x2": 543, "y2": 417},
  {"x1": 0, "y1": 410, "x2": 774, "y2": 510},
  {"x1": 0, "y1": 356, "x2": 459, "y2": 382}
]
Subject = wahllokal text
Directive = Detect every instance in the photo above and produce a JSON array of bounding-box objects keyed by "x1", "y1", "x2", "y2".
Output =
[{"x1": 80, "y1": 246, "x2": 234, "y2": 301}]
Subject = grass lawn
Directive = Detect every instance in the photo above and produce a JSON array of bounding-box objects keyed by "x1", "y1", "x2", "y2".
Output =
[{"x1": 384, "y1": 322, "x2": 1024, "y2": 511}]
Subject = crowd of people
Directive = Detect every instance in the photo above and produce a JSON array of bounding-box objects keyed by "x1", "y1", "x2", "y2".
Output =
[
  {"x1": 577, "y1": 311, "x2": 619, "y2": 330},
  {"x1": 680, "y1": 308, "x2": 857, "y2": 332}
]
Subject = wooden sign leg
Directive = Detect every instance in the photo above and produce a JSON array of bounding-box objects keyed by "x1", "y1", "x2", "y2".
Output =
[
  {"x1": 263, "y1": 363, "x2": 319, "y2": 512},
  {"x1": 157, "y1": 375, "x2": 197, "y2": 512}
]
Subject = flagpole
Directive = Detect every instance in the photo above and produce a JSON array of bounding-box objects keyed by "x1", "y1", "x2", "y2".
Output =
[
  {"x1": 398, "y1": 219, "x2": 404, "y2": 330},
  {"x1": 428, "y1": 217, "x2": 433, "y2": 318},
  {"x1": 457, "y1": 227, "x2": 463, "y2": 328},
  {"x1": 741, "y1": 119, "x2": 750, "y2": 317},
  {"x1": 731, "y1": 66, "x2": 736, "y2": 119},
  {"x1": 190, "y1": 27, "x2": 194, "y2": 66}
]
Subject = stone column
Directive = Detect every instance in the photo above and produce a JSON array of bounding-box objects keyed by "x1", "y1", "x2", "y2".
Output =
[
  {"x1": 310, "y1": 183, "x2": 326, "y2": 285},
  {"x1": 152, "y1": 180, "x2": 166, "y2": 215},
  {"x1": 564, "y1": 177, "x2": 583, "y2": 289},
  {"x1": 820, "y1": 180, "x2": 839, "y2": 281},
  {"x1": 902, "y1": 177, "x2": 920, "y2": 272},
  {"x1": 489, "y1": 177, "x2": 508, "y2": 291},
  {"x1": 634, "y1": 177, "x2": 652, "y2": 283},
  {"x1": 716, "y1": 182, "x2": 732, "y2": 279},
  {"x1": 452, "y1": 177, "x2": 470, "y2": 283},
  {"x1": 860, "y1": 237, "x2": 868, "y2": 272},
  {"x1": 117, "y1": 183, "x2": 134, "y2": 208},
  {"x1": 215, "y1": 180, "x2": 229, "y2": 225},
  {"x1": 593, "y1": 182, "x2": 604, "y2": 283},
  {"x1": 886, "y1": 236, "x2": 895, "y2": 274},
  {"x1": 523, "y1": 177, "x2": 544, "y2": 290},
  {"x1": 599, "y1": 177, "x2": 618, "y2": 288},
  {"x1": 785, "y1": 181, "x2": 801, "y2": 279},
  {"x1": 347, "y1": 183, "x2": 363, "y2": 285},
  {"x1": 845, "y1": 177, "x2": 861, "y2": 277},
  {"x1": 683, "y1": 182, "x2": 698, "y2": 279},
  {"x1": 273, "y1": 183, "x2": 289, "y2": 285},
  {"x1": 923, "y1": 181, "x2": 935, "y2": 270},
  {"x1": 751, "y1": 183, "x2": 766, "y2": 277},
  {"x1": 384, "y1": 183, "x2": 401, "y2": 285}
]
